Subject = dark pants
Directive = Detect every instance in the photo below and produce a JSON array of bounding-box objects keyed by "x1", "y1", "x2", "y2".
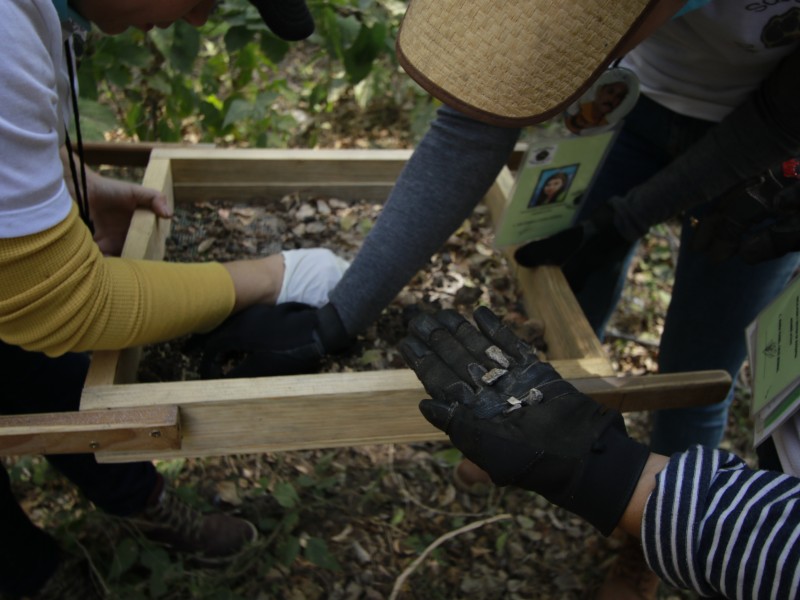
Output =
[
  {"x1": 574, "y1": 95, "x2": 800, "y2": 456},
  {"x1": 0, "y1": 341, "x2": 157, "y2": 597}
]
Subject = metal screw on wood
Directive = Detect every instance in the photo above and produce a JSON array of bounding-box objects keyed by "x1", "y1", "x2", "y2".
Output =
[{"x1": 89, "y1": 441, "x2": 100, "y2": 450}]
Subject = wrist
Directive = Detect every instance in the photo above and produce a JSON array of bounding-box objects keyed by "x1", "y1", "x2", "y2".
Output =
[
  {"x1": 618, "y1": 453, "x2": 669, "y2": 538},
  {"x1": 566, "y1": 422, "x2": 651, "y2": 536},
  {"x1": 315, "y1": 303, "x2": 352, "y2": 353},
  {"x1": 226, "y1": 255, "x2": 284, "y2": 311}
]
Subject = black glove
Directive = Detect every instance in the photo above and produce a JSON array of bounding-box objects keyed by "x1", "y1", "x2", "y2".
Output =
[
  {"x1": 513, "y1": 203, "x2": 634, "y2": 293},
  {"x1": 193, "y1": 302, "x2": 353, "y2": 379},
  {"x1": 693, "y1": 161, "x2": 800, "y2": 264},
  {"x1": 399, "y1": 307, "x2": 649, "y2": 535}
]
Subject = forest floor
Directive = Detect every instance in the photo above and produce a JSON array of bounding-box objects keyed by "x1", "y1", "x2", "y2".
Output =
[{"x1": 2, "y1": 169, "x2": 756, "y2": 599}]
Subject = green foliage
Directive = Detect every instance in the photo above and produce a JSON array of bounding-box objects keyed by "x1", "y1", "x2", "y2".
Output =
[
  {"x1": 76, "y1": 0, "x2": 433, "y2": 147},
  {"x1": 304, "y1": 536, "x2": 342, "y2": 570},
  {"x1": 272, "y1": 480, "x2": 300, "y2": 508}
]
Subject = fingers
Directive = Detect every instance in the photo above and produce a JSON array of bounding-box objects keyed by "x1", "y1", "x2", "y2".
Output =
[
  {"x1": 398, "y1": 335, "x2": 464, "y2": 399},
  {"x1": 142, "y1": 189, "x2": 172, "y2": 219},
  {"x1": 435, "y1": 309, "x2": 499, "y2": 364},
  {"x1": 473, "y1": 306, "x2": 533, "y2": 362},
  {"x1": 406, "y1": 311, "x2": 501, "y2": 385},
  {"x1": 418, "y1": 398, "x2": 457, "y2": 432},
  {"x1": 124, "y1": 180, "x2": 171, "y2": 218}
]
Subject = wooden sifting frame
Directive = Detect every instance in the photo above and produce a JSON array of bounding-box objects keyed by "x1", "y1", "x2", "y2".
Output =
[{"x1": 0, "y1": 147, "x2": 731, "y2": 460}]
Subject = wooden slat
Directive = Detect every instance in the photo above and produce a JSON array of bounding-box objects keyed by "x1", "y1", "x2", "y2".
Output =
[
  {"x1": 0, "y1": 406, "x2": 181, "y2": 456},
  {"x1": 172, "y1": 183, "x2": 401, "y2": 205},
  {"x1": 580, "y1": 370, "x2": 732, "y2": 413},
  {"x1": 483, "y1": 170, "x2": 612, "y2": 367},
  {"x1": 515, "y1": 266, "x2": 611, "y2": 361},
  {"x1": 83, "y1": 142, "x2": 527, "y2": 172},
  {"x1": 7, "y1": 146, "x2": 716, "y2": 467},
  {"x1": 164, "y1": 147, "x2": 413, "y2": 182},
  {"x1": 84, "y1": 158, "x2": 174, "y2": 387},
  {"x1": 84, "y1": 142, "x2": 215, "y2": 167},
  {"x1": 79, "y1": 368, "x2": 730, "y2": 463},
  {"x1": 160, "y1": 148, "x2": 412, "y2": 204}
]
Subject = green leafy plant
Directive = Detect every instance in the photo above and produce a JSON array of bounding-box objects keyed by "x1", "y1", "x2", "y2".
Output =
[{"x1": 76, "y1": 0, "x2": 435, "y2": 147}]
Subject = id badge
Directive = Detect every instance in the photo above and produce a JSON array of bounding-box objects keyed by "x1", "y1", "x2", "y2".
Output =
[
  {"x1": 563, "y1": 67, "x2": 639, "y2": 136},
  {"x1": 494, "y1": 68, "x2": 639, "y2": 247}
]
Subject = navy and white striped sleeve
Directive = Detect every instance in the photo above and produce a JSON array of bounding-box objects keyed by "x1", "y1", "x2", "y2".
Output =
[{"x1": 641, "y1": 445, "x2": 800, "y2": 599}]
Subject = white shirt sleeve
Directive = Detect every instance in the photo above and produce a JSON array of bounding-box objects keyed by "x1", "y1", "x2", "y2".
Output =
[{"x1": 0, "y1": 0, "x2": 74, "y2": 238}]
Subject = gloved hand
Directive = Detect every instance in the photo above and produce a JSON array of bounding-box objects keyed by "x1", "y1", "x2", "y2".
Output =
[
  {"x1": 399, "y1": 307, "x2": 650, "y2": 535},
  {"x1": 513, "y1": 203, "x2": 634, "y2": 293},
  {"x1": 194, "y1": 302, "x2": 353, "y2": 379},
  {"x1": 278, "y1": 248, "x2": 350, "y2": 308},
  {"x1": 692, "y1": 161, "x2": 800, "y2": 264}
]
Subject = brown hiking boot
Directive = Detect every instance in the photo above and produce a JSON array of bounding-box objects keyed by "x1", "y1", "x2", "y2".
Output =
[
  {"x1": 596, "y1": 534, "x2": 660, "y2": 600},
  {"x1": 453, "y1": 458, "x2": 493, "y2": 496},
  {"x1": 33, "y1": 555, "x2": 105, "y2": 600},
  {"x1": 127, "y1": 478, "x2": 257, "y2": 564}
]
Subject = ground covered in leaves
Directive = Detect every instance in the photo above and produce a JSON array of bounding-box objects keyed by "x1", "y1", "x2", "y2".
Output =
[{"x1": 2, "y1": 182, "x2": 756, "y2": 600}]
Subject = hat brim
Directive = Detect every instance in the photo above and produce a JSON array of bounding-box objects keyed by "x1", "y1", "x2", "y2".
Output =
[
  {"x1": 397, "y1": 0, "x2": 659, "y2": 127},
  {"x1": 250, "y1": 0, "x2": 315, "y2": 41}
]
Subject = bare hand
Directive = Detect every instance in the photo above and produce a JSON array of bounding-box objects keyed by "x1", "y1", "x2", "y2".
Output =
[{"x1": 87, "y1": 173, "x2": 172, "y2": 256}]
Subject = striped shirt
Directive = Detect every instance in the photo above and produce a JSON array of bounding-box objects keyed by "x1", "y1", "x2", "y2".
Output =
[{"x1": 642, "y1": 445, "x2": 800, "y2": 599}]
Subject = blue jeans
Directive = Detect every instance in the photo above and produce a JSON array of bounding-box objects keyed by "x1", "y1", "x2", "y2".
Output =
[
  {"x1": 573, "y1": 95, "x2": 800, "y2": 456},
  {"x1": 0, "y1": 341, "x2": 157, "y2": 597}
]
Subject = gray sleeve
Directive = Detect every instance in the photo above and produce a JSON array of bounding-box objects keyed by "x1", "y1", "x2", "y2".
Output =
[{"x1": 330, "y1": 105, "x2": 520, "y2": 335}]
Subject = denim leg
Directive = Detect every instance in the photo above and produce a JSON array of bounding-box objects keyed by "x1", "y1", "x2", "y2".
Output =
[
  {"x1": 650, "y1": 212, "x2": 800, "y2": 455},
  {"x1": 0, "y1": 342, "x2": 158, "y2": 595},
  {"x1": 574, "y1": 95, "x2": 714, "y2": 336}
]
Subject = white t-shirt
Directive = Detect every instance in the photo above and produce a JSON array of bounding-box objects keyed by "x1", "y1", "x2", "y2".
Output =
[
  {"x1": 621, "y1": 1, "x2": 799, "y2": 122},
  {"x1": 0, "y1": 0, "x2": 74, "y2": 237}
]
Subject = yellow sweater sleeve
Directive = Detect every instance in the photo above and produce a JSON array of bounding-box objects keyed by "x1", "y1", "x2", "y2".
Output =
[{"x1": 0, "y1": 204, "x2": 236, "y2": 356}]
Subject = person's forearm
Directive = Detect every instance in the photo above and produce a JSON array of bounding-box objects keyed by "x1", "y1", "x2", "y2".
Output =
[
  {"x1": 612, "y1": 47, "x2": 800, "y2": 241},
  {"x1": 60, "y1": 143, "x2": 281, "y2": 313},
  {"x1": 642, "y1": 445, "x2": 800, "y2": 599},
  {"x1": 330, "y1": 105, "x2": 520, "y2": 335},
  {"x1": 0, "y1": 203, "x2": 290, "y2": 355},
  {"x1": 224, "y1": 254, "x2": 284, "y2": 312}
]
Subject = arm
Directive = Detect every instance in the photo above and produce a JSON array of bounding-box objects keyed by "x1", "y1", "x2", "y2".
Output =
[
  {"x1": 611, "y1": 45, "x2": 800, "y2": 241},
  {"x1": 401, "y1": 307, "x2": 800, "y2": 599},
  {"x1": 0, "y1": 204, "x2": 284, "y2": 355},
  {"x1": 515, "y1": 46, "x2": 800, "y2": 271},
  {"x1": 188, "y1": 105, "x2": 521, "y2": 378},
  {"x1": 400, "y1": 307, "x2": 651, "y2": 536},
  {"x1": 60, "y1": 147, "x2": 171, "y2": 256},
  {"x1": 331, "y1": 104, "x2": 520, "y2": 334},
  {"x1": 617, "y1": 453, "x2": 669, "y2": 537},
  {"x1": 643, "y1": 445, "x2": 800, "y2": 599},
  {"x1": 60, "y1": 147, "x2": 291, "y2": 312}
]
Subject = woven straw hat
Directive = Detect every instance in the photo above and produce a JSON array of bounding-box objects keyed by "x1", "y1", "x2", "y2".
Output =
[{"x1": 396, "y1": 0, "x2": 659, "y2": 127}]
